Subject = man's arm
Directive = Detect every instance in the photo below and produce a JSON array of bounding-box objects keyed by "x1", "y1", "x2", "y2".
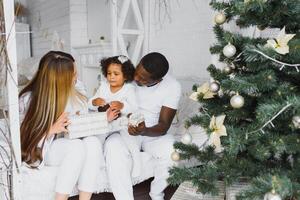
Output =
[{"x1": 128, "y1": 106, "x2": 176, "y2": 137}]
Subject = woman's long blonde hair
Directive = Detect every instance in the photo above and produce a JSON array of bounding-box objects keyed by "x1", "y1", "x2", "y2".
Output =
[{"x1": 20, "y1": 51, "x2": 85, "y2": 166}]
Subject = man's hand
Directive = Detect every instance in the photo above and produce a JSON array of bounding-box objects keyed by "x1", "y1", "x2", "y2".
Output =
[
  {"x1": 110, "y1": 101, "x2": 124, "y2": 111},
  {"x1": 128, "y1": 121, "x2": 146, "y2": 136},
  {"x1": 92, "y1": 98, "x2": 106, "y2": 107}
]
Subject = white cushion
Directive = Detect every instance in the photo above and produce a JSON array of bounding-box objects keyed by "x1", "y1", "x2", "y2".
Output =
[{"x1": 21, "y1": 152, "x2": 154, "y2": 200}]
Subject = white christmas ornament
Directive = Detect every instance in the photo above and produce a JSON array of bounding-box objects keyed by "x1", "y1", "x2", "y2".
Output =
[
  {"x1": 264, "y1": 192, "x2": 282, "y2": 200},
  {"x1": 223, "y1": 43, "x2": 236, "y2": 58},
  {"x1": 171, "y1": 151, "x2": 180, "y2": 161},
  {"x1": 181, "y1": 133, "x2": 193, "y2": 144},
  {"x1": 292, "y1": 115, "x2": 300, "y2": 129},
  {"x1": 230, "y1": 94, "x2": 245, "y2": 109},
  {"x1": 209, "y1": 82, "x2": 220, "y2": 93},
  {"x1": 214, "y1": 12, "x2": 226, "y2": 25}
]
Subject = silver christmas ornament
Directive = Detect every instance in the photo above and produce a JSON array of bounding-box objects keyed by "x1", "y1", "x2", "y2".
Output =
[
  {"x1": 223, "y1": 43, "x2": 236, "y2": 58},
  {"x1": 181, "y1": 132, "x2": 193, "y2": 144},
  {"x1": 230, "y1": 93, "x2": 244, "y2": 109},
  {"x1": 214, "y1": 12, "x2": 226, "y2": 25},
  {"x1": 223, "y1": 65, "x2": 232, "y2": 74},
  {"x1": 171, "y1": 151, "x2": 180, "y2": 161},
  {"x1": 264, "y1": 192, "x2": 282, "y2": 200},
  {"x1": 292, "y1": 115, "x2": 300, "y2": 129},
  {"x1": 209, "y1": 82, "x2": 220, "y2": 93}
]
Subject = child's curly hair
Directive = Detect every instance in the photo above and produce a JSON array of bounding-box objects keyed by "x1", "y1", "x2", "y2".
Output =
[{"x1": 100, "y1": 56, "x2": 135, "y2": 82}]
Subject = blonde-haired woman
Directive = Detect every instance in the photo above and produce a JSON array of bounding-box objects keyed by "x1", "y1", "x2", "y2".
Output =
[{"x1": 19, "y1": 51, "x2": 119, "y2": 200}]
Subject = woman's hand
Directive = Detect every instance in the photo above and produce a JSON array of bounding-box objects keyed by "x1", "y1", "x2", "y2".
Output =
[
  {"x1": 110, "y1": 101, "x2": 124, "y2": 111},
  {"x1": 48, "y1": 112, "x2": 70, "y2": 137},
  {"x1": 106, "y1": 108, "x2": 120, "y2": 122},
  {"x1": 92, "y1": 98, "x2": 106, "y2": 107}
]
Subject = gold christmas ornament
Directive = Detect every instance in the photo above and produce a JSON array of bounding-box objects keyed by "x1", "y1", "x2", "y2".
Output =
[
  {"x1": 223, "y1": 43, "x2": 237, "y2": 58},
  {"x1": 230, "y1": 93, "x2": 245, "y2": 109},
  {"x1": 223, "y1": 65, "x2": 232, "y2": 74},
  {"x1": 214, "y1": 12, "x2": 226, "y2": 25},
  {"x1": 171, "y1": 151, "x2": 180, "y2": 161}
]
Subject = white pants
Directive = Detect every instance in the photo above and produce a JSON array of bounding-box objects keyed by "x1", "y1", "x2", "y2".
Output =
[
  {"x1": 98, "y1": 129, "x2": 141, "y2": 178},
  {"x1": 104, "y1": 133, "x2": 175, "y2": 200},
  {"x1": 44, "y1": 136, "x2": 102, "y2": 194}
]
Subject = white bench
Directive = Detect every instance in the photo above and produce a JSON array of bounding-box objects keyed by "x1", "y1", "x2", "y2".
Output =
[{"x1": 0, "y1": 78, "x2": 208, "y2": 200}]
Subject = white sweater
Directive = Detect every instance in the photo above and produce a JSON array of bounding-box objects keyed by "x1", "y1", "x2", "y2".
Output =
[
  {"x1": 19, "y1": 86, "x2": 89, "y2": 168},
  {"x1": 88, "y1": 81, "x2": 138, "y2": 115}
]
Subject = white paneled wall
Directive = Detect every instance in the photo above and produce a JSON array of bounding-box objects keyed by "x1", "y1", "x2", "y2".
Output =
[
  {"x1": 27, "y1": 0, "x2": 71, "y2": 56},
  {"x1": 148, "y1": 0, "x2": 214, "y2": 81},
  {"x1": 26, "y1": 0, "x2": 215, "y2": 94},
  {"x1": 16, "y1": 23, "x2": 31, "y2": 63},
  {"x1": 87, "y1": 0, "x2": 111, "y2": 43},
  {"x1": 70, "y1": 0, "x2": 89, "y2": 47}
]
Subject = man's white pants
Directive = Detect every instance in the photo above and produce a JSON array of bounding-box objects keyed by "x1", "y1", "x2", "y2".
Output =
[
  {"x1": 44, "y1": 136, "x2": 102, "y2": 194},
  {"x1": 104, "y1": 133, "x2": 175, "y2": 200}
]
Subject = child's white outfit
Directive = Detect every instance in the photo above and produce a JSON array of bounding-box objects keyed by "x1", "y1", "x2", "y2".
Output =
[
  {"x1": 19, "y1": 92, "x2": 103, "y2": 194},
  {"x1": 88, "y1": 80, "x2": 141, "y2": 178}
]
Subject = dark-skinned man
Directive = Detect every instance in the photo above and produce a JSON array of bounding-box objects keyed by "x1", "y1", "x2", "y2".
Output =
[{"x1": 104, "y1": 52, "x2": 181, "y2": 200}]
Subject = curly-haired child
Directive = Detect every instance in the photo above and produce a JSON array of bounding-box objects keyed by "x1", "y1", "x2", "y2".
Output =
[{"x1": 88, "y1": 55, "x2": 142, "y2": 178}]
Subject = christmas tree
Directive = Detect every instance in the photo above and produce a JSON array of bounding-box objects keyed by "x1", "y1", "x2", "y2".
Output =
[{"x1": 168, "y1": 0, "x2": 300, "y2": 199}]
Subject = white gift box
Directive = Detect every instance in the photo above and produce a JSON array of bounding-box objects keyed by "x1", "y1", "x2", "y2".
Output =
[
  {"x1": 171, "y1": 181, "x2": 225, "y2": 200},
  {"x1": 128, "y1": 113, "x2": 145, "y2": 127},
  {"x1": 225, "y1": 181, "x2": 250, "y2": 200},
  {"x1": 67, "y1": 112, "x2": 109, "y2": 139}
]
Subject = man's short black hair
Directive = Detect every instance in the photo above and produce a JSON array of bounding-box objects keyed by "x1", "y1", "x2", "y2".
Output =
[
  {"x1": 139, "y1": 52, "x2": 169, "y2": 80},
  {"x1": 101, "y1": 56, "x2": 135, "y2": 82}
]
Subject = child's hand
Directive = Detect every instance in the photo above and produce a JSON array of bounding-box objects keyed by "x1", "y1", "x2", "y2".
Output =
[
  {"x1": 107, "y1": 108, "x2": 120, "y2": 122},
  {"x1": 110, "y1": 101, "x2": 124, "y2": 111},
  {"x1": 48, "y1": 112, "x2": 70, "y2": 137},
  {"x1": 92, "y1": 98, "x2": 106, "y2": 106}
]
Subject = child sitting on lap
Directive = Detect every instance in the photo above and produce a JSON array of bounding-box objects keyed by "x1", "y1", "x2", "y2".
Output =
[{"x1": 88, "y1": 55, "x2": 142, "y2": 178}]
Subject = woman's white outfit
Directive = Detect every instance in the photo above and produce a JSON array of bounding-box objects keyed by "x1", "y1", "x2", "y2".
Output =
[{"x1": 19, "y1": 92, "x2": 102, "y2": 194}]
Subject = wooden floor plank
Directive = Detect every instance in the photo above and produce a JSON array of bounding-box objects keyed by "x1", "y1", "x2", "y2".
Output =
[{"x1": 69, "y1": 178, "x2": 178, "y2": 200}]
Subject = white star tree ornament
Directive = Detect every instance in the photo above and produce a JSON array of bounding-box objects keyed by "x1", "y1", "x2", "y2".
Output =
[
  {"x1": 209, "y1": 115, "x2": 227, "y2": 153},
  {"x1": 265, "y1": 27, "x2": 295, "y2": 55},
  {"x1": 189, "y1": 82, "x2": 216, "y2": 101}
]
